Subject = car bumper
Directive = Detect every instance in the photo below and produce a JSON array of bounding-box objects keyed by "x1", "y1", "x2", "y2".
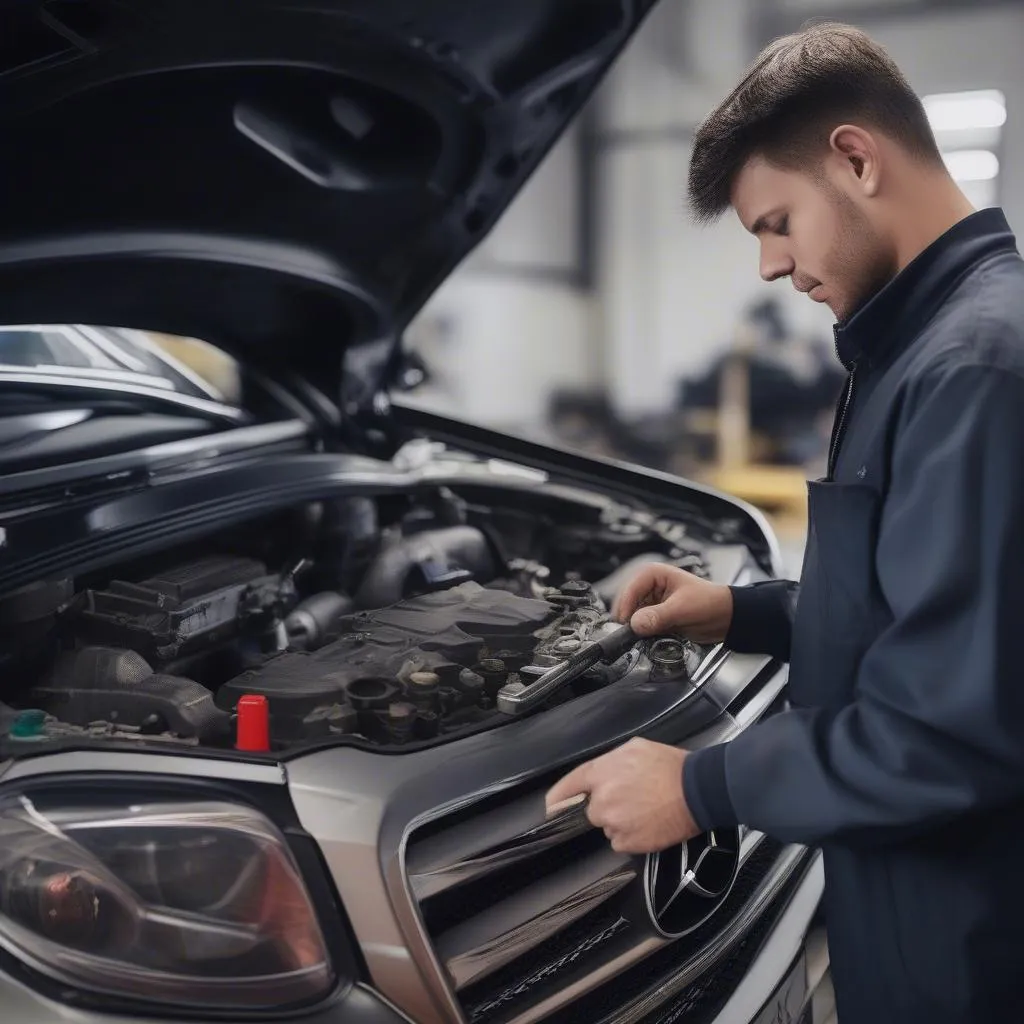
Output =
[
  {"x1": 0, "y1": 853, "x2": 828, "y2": 1024},
  {"x1": 0, "y1": 976, "x2": 421, "y2": 1024},
  {"x1": 715, "y1": 852, "x2": 833, "y2": 1024}
]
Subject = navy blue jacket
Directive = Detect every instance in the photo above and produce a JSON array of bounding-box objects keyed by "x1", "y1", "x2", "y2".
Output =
[{"x1": 684, "y1": 208, "x2": 1024, "y2": 1024}]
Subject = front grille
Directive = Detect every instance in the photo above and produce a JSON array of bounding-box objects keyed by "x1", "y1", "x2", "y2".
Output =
[
  {"x1": 405, "y1": 770, "x2": 801, "y2": 1024},
  {"x1": 404, "y1": 671, "x2": 800, "y2": 1024}
]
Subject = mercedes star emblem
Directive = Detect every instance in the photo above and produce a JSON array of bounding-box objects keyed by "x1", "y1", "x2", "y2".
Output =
[{"x1": 642, "y1": 828, "x2": 741, "y2": 938}]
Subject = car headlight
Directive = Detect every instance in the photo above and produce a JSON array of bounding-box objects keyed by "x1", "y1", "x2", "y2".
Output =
[{"x1": 0, "y1": 794, "x2": 335, "y2": 1010}]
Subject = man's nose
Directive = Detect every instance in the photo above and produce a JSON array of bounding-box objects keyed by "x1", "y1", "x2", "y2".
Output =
[{"x1": 759, "y1": 242, "x2": 795, "y2": 283}]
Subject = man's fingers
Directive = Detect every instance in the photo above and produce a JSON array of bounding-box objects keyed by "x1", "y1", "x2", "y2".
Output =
[
  {"x1": 612, "y1": 563, "x2": 686, "y2": 624},
  {"x1": 611, "y1": 565, "x2": 666, "y2": 623},
  {"x1": 614, "y1": 577, "x2": 655, "y2": 622},
  {"x1": 546, "y1": 793, "x2": 588, "y2": 817},
  {"x1": 545, "y1": 762, "x2": 593, "y2": 816},
  {"x1": 630, "y1": 601, "x2": 669, "y2": 636},
  {"x1": 610, "y1": 833, "x2": 646, "y2": 854},
  {"x1": 610, "y1": 585, "x2": 639, "y2": 624}
]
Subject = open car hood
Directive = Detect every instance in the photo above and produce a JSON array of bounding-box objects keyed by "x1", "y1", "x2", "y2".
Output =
[{"x1": 0, "y1": 0, "x2": 656, "y2": 405}]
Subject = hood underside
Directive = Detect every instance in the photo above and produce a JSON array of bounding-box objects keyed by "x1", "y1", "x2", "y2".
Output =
[{"x1": 0, "y1": 0, "x2": 656, "y2": 399}]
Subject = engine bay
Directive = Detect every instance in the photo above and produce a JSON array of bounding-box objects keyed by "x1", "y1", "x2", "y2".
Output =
[{"x1": 0, "y1": 481, "x2": 720, "y2": 755}]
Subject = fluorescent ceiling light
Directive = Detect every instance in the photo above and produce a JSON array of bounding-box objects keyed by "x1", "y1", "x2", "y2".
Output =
[
  {"x1": 924, "y1": 90, "x2": 1007, "y2": 132},
  {"x1": 943, "y1": 149, "x2": 1000, "y2": 182},
  {"x1": 777, "y1": 0, "x2": 922, "y2": 10}
]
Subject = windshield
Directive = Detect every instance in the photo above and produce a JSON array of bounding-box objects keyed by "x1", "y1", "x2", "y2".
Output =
[
  {"x1": 0, "y1": 325, "x2": 256, "y2": 476},
  {"x1": 0, "y1": 325, "x2": 241, "y2": 405}
]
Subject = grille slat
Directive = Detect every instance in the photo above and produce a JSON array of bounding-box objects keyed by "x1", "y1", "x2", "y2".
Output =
[
  {"x1": 408, "y1": 789, "x2": 591, "y2": 900},
  {"x1": 465, "y1": 911, "x2": 634, "y2": 1024}
]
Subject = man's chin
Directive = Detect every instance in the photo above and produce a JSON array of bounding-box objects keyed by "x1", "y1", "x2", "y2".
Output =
[
  {"x1": 827, "y1": 294, "x2": 861, "y2": 323},
  {"x1": 809, "y1": 288, "x2": 842, "y2": 319},
  {"x1": 832, "y1": 280, "x2": 882, "y2": 324}
]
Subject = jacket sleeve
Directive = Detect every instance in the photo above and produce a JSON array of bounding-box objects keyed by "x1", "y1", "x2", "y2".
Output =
[
  {"x1": 684, "y1": 361, "x2": 1024, "y2": 846},
  {"x1": 726, "y1": 580, "x2": 799, "y2": 662}
]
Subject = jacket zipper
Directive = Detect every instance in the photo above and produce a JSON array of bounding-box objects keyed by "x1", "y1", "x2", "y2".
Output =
[{"x1": 826, "y1": 325, "x2": 857, "y2": 480}]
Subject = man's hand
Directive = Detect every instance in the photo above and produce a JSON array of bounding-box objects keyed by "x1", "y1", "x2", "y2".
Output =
[
  {"x1": 544, "y1": 738, "x2": 702, "y2": 853},
  {"x1": 612, "y1": 564, "x2": 734, "y2": 642}
]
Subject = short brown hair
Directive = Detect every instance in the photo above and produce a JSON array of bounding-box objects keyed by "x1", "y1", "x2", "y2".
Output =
[{"x1": 687, "y1": 22, "x2": 943, "y2": 223}]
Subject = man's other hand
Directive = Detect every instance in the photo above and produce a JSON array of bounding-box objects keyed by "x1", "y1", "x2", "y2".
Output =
[
  {"x1": 544, "y1": 738, "x2": 702, "y2": 853},
  {"x1": 612, "y1": 564, "x2": 734, "y2": 643}
]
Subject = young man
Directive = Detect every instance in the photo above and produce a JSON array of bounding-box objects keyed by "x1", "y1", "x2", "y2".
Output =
[{"x1": 546, "y1": 22, "x2": 1024, "y2": 1024}]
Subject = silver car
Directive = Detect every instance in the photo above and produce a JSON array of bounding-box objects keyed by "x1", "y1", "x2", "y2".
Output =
[{"x1": 0, "y1": 2, "x2": 831, "y2": 1023}]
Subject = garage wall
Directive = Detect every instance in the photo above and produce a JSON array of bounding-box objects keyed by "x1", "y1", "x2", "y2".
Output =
[
  {"x1": 594, "y1": 0, "x2": 837, "y2": 419},
  {"x1": 406, "y1": 0, "x2": 1024, "y2": 430},
  {"x1": 857, "y1": 5, "x2": 1024, "y2": 237}
]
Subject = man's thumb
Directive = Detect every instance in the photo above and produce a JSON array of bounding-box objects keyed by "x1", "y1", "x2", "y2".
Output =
[{"x1": 630, "y1": 604, "x2": 666, "y2": 636}]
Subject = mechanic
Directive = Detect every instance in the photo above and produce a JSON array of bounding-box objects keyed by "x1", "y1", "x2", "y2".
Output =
[{"x1": 546, "y1": 22, "x2": 1024, "y2": 1024}]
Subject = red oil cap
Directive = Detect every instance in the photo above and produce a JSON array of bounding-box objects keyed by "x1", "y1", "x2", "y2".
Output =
[{"x1": 236, "y1": 694, "x2": 270, "y2": 752}]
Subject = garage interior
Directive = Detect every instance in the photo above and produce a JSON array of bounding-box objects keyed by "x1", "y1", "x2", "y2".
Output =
[
  {"x1": 0, "y1": 2, "x2": 1020, "y2": 1023},
  {"x1": 401, "y1": 0, "x2": 1023, "y2": 570}
]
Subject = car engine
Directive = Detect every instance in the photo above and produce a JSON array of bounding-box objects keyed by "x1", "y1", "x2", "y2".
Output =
[{"x1": 0, "y1": 485, "x2": 711, "y2": 754}]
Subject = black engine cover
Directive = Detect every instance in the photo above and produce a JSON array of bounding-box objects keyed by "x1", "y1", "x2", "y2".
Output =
[
  {"x1": 218, "y1": 582, "x2": 559, "y2": 740},
  {"x1": 30, "y1": 646, "x2": 230, "y2": 742}
]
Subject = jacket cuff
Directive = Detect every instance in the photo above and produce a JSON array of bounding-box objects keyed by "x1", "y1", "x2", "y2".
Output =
[
  {"x1": 725, "y1": 581, "x2": 796, "y2": 659},
  {"x1": 682, "y1": 743, "x2": 739, "y2": 832}
]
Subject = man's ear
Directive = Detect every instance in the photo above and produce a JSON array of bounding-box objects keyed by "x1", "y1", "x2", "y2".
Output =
[{"x1": 829, "y1": 124, "x2": 882, "y2": 198}]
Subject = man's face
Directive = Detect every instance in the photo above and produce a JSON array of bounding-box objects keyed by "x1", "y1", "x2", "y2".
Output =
[{"x1": 731, "y1": 156, "x2": 895, "y2": 322}]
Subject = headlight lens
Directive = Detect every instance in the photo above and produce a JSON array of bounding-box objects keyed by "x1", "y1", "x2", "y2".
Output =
[{"x1": 0, "y1": 796, "x2": 334, "y2": 1009}]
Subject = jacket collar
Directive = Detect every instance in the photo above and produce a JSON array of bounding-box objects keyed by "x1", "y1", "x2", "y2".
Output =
[{"x1": 833, "y1": 207, "x2": 1019, "y2": 370}]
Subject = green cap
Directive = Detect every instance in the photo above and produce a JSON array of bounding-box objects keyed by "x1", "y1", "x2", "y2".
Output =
[{"x1": 9, "y1": 709, "x2": 47, "y2": 739}]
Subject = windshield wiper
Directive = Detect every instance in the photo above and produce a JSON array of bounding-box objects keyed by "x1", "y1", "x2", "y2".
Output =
[{"x1": 0, "y1": 371, "x2": 249, "y2": 426}]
